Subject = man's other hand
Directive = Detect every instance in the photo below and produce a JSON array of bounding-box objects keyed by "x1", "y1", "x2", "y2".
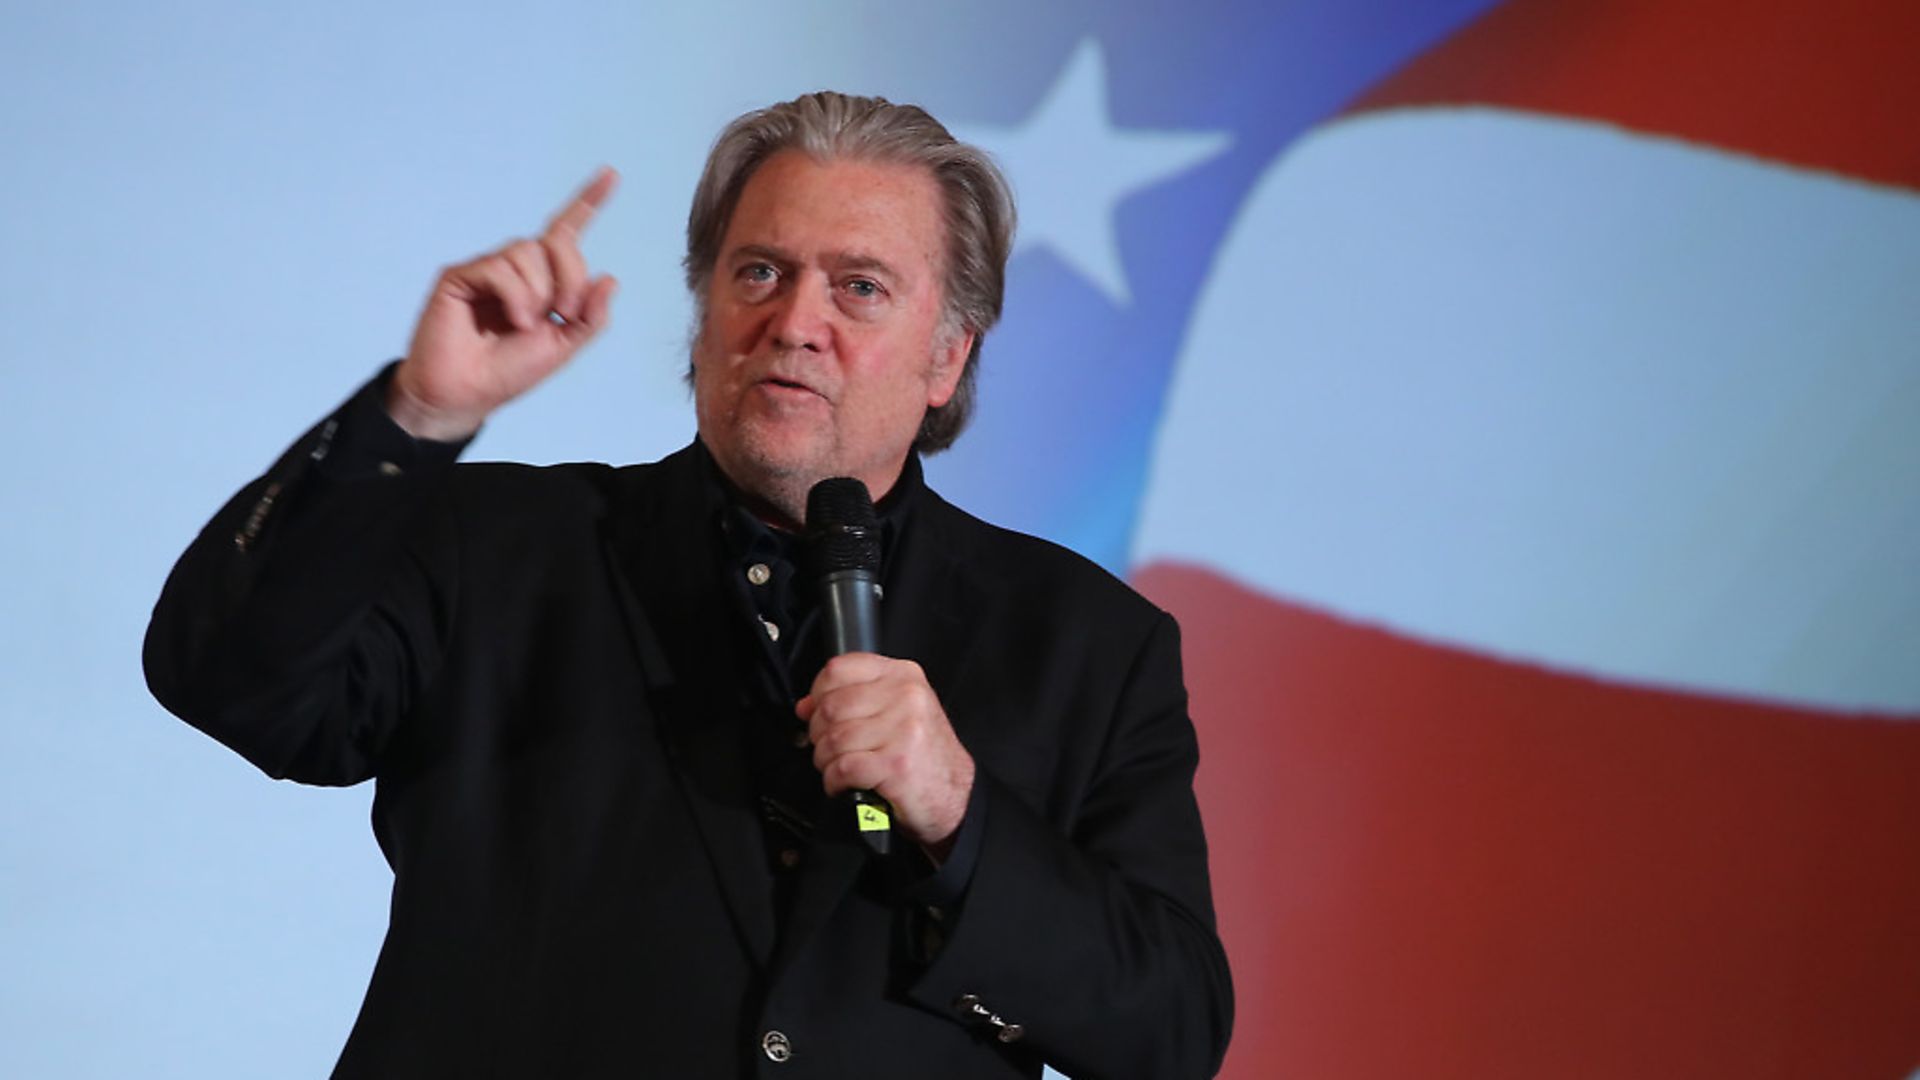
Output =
[
  {"x1": 797, "y1": 653, "x2": 976, "y2": 854},
  {"x1": 388, "y1": 168, "x2": 620, "y2": 441}
]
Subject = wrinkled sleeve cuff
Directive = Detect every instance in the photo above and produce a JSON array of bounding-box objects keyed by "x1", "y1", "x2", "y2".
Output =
[
  {"x1": 908, "y1": 779, "x2": 988, "y2": 910},
  {"x1": 311, "y1": 361, "x2": 473, "y2": 481}
]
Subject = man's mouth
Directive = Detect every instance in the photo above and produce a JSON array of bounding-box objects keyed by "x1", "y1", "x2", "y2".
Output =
[{"x1": 759, "y1": 373, "x2": 825, "y2": 399}]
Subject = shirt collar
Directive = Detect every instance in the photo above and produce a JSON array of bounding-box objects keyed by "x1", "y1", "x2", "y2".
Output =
[{"x1": 694, "y1": 439, "x2": 922, "y2": 568}]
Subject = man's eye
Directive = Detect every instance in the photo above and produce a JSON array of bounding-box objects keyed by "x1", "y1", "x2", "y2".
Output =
[
  {"x1": 844, "y1": 278, "x2": 881, "y2": 299},
  {"x1": 739, "y1": 264, "x2": 777, "y2": 285}
]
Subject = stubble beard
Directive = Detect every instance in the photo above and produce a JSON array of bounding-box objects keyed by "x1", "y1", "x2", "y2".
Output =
[
  {"x1": 693, "y1": 361, "x2": 834, "y2": 531},
  {"x1": 721, "y1": 424, "x2": 824, "y2": 531}
]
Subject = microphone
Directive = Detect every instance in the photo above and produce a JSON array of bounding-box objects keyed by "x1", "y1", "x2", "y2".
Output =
[{"x1": 804, "y1": 477, "x2": 892, "y2": 856}]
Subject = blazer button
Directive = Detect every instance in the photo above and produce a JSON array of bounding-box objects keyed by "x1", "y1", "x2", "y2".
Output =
[
  {"x1": 953, "y1": 994, "x2": 1023, "y2": 1043},
  {"x1": 760, "y1": 1029, "x2": 793, "y2": 1063}
]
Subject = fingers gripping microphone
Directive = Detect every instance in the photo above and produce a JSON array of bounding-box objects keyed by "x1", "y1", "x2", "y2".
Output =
[{"x1": 805, "y1": 478, "x2": 892, "y2": 856}]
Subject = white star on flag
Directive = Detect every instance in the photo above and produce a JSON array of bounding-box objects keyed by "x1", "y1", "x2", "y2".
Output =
[{"x1": 959, "y1": 39, "x2": 1233, "y2": 306}]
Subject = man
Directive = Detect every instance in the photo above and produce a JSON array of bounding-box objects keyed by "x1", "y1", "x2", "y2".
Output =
[{"x1": 146, "y1": 92, "x2": 1232, "y2": 1078}]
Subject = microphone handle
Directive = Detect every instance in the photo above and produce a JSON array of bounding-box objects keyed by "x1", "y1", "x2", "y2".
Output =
[{"x1": 819, "y1": 569, "x2": 881, "y2": 655}]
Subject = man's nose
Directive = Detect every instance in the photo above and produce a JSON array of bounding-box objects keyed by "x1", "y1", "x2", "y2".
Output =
[{"x1": 768, "y1": 273, "x2": 831, "y2": 353}]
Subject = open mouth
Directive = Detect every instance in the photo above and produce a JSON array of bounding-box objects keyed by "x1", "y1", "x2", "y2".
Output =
[{"x1": 761, "y1": 374, "x2": 822, "y2": 399}]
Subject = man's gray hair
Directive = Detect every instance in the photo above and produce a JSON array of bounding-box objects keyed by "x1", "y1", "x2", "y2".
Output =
[{"x1": 684, "y1": 91, "x2": 1016, "y2": 454}]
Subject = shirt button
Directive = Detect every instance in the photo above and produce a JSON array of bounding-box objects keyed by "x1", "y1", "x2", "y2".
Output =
[
  {"x1": 377, "y1": 461, "x2": 403, "y2": 477},
  {"x1": 760, "y1": 617, "x2": 780, "y2": 642},
  {"x1": 778, "y1": 849, "x2": 802, "y2": 869},
  {"x1": 761, "y1": 1029, "x2": 793, "y2": 1062},
  {"x1": 747, "y1": 562, "x2": 772, "y2": 586}
]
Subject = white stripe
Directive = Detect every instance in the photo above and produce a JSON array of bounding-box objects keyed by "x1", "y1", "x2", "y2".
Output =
[{"x1": 1135, "y1": 107, "x2": 1920, "y2": 715}]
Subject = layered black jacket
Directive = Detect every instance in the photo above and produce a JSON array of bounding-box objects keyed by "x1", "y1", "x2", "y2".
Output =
[{"x1": 145, "y1": 374, "x2": 1233, "y2": 1078}]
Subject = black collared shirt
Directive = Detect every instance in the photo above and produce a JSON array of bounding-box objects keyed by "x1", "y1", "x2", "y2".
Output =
[{"x1": 698, "y1": 443, "x2": 983, "y2": 926}]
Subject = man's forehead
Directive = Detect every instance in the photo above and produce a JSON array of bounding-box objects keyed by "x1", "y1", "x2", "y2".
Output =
[{"x1": 722, "y1": 152, "x2": 945, "y2": 274}]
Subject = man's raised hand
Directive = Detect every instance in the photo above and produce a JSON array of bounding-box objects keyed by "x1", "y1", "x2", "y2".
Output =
[{"x1": 387, "y1": 168, "x2": 620, "y2": 441}]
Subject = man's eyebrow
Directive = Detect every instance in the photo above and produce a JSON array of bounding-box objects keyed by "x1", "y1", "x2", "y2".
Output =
[
  {"x1": 727, "y1": 243, "x2": 904, "y2": 282},
  {"x1": 822, "y1": 252, "x2": 903, "y2": 281},
  {"x1": 728, "y1": 243, "x2": 794, "y2": 266}
]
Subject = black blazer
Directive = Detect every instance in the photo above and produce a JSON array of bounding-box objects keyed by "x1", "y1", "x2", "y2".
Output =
[{"x1": 145, "y1": 375, "x2": 1233, "y2": 1078}]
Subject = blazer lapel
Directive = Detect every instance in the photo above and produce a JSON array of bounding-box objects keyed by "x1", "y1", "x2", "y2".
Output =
[
  {"x1": 881, "y1": 491, "x2": 985, "y2": 703},
  {"x1": 600, "y1": 447, "x2": 777, "y2": 968}
]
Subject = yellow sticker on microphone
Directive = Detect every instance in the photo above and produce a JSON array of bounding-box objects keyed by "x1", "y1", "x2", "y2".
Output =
[{"x1": 856, "y1": 803, "x2": 891, "y2": 832}]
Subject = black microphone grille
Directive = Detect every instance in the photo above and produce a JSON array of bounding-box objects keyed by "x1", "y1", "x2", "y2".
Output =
[{"x1": 805, "y1": 477, "x2": 882, "y2": 574}]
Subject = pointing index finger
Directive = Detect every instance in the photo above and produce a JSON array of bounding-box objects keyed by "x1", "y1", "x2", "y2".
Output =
[{"x1": 547, "y1": 166, "x2": 618, "y2": 238}]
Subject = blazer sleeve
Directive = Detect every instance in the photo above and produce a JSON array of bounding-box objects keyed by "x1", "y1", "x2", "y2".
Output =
[
  {"x1": 906, "y1": 610, "x2": 1235, "y2": 1079},
  {"x1": 143, "y1": 366, "x2": 468, "y2": 786}
]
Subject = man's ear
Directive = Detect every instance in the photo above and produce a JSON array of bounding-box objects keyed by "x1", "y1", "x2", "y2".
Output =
[{"x1": 926, "y1": 330, "x2": 973, "y2": 408}]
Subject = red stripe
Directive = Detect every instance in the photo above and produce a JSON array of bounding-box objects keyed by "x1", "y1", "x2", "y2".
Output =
[
  {"x1": 1346, "y1": 0, "x2": 1920, "y2": 192},
  {"x1": 1135, "y1": 561, "x2": 1920, "y2": 1079}
]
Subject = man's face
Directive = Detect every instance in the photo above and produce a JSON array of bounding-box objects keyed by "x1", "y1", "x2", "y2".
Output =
[{"x1": 692, "y1": 150, "x2": 971, "y2": 527}]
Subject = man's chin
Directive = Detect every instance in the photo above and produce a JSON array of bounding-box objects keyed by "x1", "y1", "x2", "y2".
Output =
[
  {"x1": 710, "y1": 432, "x2": 835, "y2": 520},
  {"x1": 735, "y1": 427, "x2": 831, "y2": 478}
]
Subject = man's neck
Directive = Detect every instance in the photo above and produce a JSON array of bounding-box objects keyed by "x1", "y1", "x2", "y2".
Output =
[
  {"x1": 705, "y1": 456, "x2": 912, "y2": 534},
  {"x1": 693, "y1": 441, "x2": 923, "y2": 537}
]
